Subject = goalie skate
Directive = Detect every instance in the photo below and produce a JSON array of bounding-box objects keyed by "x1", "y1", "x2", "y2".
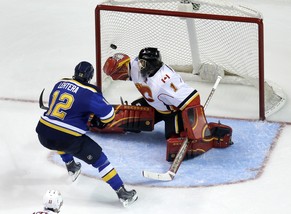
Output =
[
  {"x1": 66, "y1": 160, "x2": 81, "y2": 182},
  {"x1": 116, "y1": 185, "x2": 138, "y2": 207}
]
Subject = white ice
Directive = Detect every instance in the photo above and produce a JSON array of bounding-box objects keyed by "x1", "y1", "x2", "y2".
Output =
[{"x1": 0, "y1": 0, "x2": 291, "y2": 213}]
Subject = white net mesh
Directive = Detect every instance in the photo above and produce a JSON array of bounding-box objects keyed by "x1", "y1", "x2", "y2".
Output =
[{"x1": 96, "y1": 0, "x2": 286, "y2": 118}]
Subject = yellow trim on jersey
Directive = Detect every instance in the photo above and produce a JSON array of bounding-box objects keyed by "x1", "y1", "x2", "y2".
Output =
[
  {"x1": 40, "y1": 118, "x2": 82, "y2": 137},
  {"x1": 180, "y1": 93, "x2": 199, "y2": 111},
  {"x1": 100, "y1": 111, "x2": 115, "y2": 124},
  {"x1": 102, "y1": 169, "x2": 117, "y2": 182},
  {"x1": 174, "y1": 114, "x2": 179, "y2": 134},
  {"x1": 61, "y1": 79, "x2": 98, "y2": 93},
  {"x1": 58, "y1": 151, "x2": 65, "y2": 155},
  {"x1": 156, "y1": 109, "x2": 172, "y2": 114}
]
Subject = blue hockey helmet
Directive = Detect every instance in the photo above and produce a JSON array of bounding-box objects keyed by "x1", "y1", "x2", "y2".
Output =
[{"x1": 73, "y1": 61, "x2": 94, "y2": 82}]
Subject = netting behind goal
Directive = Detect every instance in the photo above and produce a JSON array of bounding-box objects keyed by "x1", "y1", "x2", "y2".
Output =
[{"x1": 95, "y1": 0, "x2": 286, "y2": 120}]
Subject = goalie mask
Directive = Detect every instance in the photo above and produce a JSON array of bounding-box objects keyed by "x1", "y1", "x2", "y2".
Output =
[
  {"x1": 73, "y1": 61, "x2": 94, "y2": 83},
  {"x1": 138, "y1": 47, "x2": 163, "y2": 78},
  {"x1": 43, "y1": 190, "x2": 63, "y2": 213}
]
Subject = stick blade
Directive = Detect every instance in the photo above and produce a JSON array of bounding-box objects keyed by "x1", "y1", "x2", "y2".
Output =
[
  {"x1": 142, "y1": 170, "x2": 175, "y2": 181},
  {"x1": 39, "y1": 88, "x2": 49, "y2": 110}
]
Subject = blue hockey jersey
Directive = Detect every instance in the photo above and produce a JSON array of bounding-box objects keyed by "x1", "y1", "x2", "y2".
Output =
[{"x1": 37, "y1": 78, "x2": 114, "y2": 137}]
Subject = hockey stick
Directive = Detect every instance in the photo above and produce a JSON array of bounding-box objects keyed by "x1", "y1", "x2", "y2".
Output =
[
  {"x1": 204, "y1": 76, "x2": 222, "y2": 110},
  {"x1": 39, "y1": 88, "x2": 49, "y2": 110},
  {"x1": 142, "y1": 76, "x2": 222, "y2": 181}
]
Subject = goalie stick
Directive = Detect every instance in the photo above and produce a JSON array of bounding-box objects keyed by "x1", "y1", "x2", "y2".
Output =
[
  {"x1": 142, "y1": 75, "x2": 222, "y2": 181},
  {"x1": 39, "y1": 88, "x2": 49, "y2": 110}
]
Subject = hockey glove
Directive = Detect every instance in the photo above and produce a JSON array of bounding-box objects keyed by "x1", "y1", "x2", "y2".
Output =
[
  {"x1": 88, "y1": 115, "x2": 107, "y2": 129},
  {"x1": 103, "y1": 53, "x2": 130, "y2": 80}
]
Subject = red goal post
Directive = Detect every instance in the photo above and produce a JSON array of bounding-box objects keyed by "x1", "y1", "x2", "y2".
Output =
[{"x1": 95, "y1": 0, "x2": 286, "y2": 120}]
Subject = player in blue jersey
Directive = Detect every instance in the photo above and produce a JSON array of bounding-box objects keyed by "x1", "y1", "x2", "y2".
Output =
[{"x1": 36, "y1": 61, "x2": 137, "y2": 207}]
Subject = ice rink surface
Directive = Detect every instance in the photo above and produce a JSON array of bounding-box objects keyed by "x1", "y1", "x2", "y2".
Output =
[{"x1": 0, "y1": 0, "x2": 291, "y2": 213}]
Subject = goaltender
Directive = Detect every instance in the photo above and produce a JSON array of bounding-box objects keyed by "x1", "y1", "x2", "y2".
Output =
[{"x1": 90, "y1": 47, "x2": 233, "y2": 161}]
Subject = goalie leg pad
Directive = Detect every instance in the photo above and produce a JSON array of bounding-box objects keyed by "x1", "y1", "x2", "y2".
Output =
[
  {"x1": 166, "y1": 118, "x2": 233, "y2": 161},
  {"x1": 165, "y1": 105, "x2": 213, "y2": 161},
  {"x1": 89, "y1": 105, "x2": 155, "y2": 133},
  {"x1": 166, "y1": 134, "x2": 213, "y2": 162},
  {"x1": 166, "y1": 135, "x2": 185, "y2": 162},
  {"x1": 208, "y1": 122, "x2": 233, "y2": 148},
  {"x1": 188, "y1": 138, "x2": 213, "y2": 157},
  {"x1": 181, "y1": 105, "x2": 212, "y2": 140}
]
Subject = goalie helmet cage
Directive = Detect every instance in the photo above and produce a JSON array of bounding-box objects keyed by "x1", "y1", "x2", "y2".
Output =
[{"x1": 95, "y1": 0, "x2": 286, "y2": 120}]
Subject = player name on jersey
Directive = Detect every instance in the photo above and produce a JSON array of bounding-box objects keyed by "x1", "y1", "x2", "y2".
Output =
[{"x1": 57, "y1": 82, "x2": 79, "y2": 93}]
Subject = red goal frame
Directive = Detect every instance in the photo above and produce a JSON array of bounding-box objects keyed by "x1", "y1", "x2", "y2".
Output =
[{"x1": 95, "y1": 4, "x2": 265, "y2": 120}]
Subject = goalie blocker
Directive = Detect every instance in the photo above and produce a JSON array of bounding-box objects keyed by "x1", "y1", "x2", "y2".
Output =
[{"x1": 88, "y1": 104, "x2": 155, "y2": 133}]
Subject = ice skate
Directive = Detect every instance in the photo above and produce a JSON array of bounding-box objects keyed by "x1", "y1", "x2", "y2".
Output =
[
  {"x1": 116, "y1": 185, "x2": 138, "y2": 207},
  {"x1": 66, "y1": 160, "x2": 81, "y2": 182}
]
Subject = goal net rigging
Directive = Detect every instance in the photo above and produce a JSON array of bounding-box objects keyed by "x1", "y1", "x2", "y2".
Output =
[{"x1": 95, "y1": 0, "x2": 286, "y2": 120}]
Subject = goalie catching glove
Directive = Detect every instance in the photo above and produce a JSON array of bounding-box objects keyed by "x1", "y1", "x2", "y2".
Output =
[{"x1": 103, "y1": 53, "x2": 130, "y2": 80}]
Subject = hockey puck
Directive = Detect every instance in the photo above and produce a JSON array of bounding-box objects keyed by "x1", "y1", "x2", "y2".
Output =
[{"x1": 110, "y1": 44, "x2": 117, "y2": 49}]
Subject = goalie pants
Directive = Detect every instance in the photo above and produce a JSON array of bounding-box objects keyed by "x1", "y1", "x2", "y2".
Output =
[{"x1": 131, "y1": 98, "x2": 184, "y2": 139}]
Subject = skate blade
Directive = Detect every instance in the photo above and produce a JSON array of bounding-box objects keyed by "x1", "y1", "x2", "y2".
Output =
[
  {"x1": 68, "y1": 169, "x2": 81, "y2": 182},
  {"x1": 121, "y1": 194, "x2": 138, "y2": 207}
]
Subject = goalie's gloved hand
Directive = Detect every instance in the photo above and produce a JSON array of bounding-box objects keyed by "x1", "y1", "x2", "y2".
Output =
[
  {"x1": 89, "y1": 115, "x2": 107, "y2": 129},
  {"x1": 103, "y1": 53, "x2": 130, "y2": 80}
]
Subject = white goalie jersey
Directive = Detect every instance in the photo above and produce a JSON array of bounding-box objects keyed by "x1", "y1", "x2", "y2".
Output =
[{"x1": 130, "y1": 57, "x2": 199, "y2": 112}]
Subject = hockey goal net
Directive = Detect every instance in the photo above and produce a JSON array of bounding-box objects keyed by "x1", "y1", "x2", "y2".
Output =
[{"x1": 95, "y1": 0, "x2": 286, "y2": 120}]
